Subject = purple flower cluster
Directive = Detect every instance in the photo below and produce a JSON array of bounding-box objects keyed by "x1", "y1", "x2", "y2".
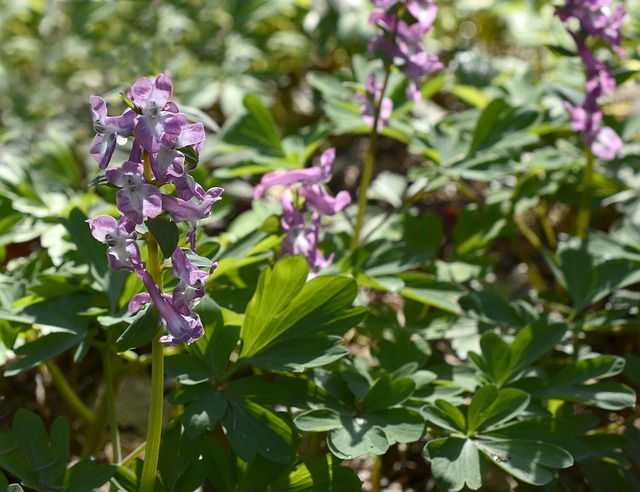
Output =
[
  {"x1": 87, "y1": 74, "x2": 222, "y2": 345},
  {"x1": 368, "y1": 0, "x2": 443, "y2": 102},
  {"x1": 557, "y1": 0, "x2": 625, "y2": 55},
  {"x1": 254, "y1": 148, "x2": 350, "y2": 274},
  {"x1": 558, "y1": 1, "x2": 625, "y2": 160}
]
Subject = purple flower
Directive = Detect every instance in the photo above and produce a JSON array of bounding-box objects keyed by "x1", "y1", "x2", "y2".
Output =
[
  {"x1": 162, "y1": 187, "x2": 224, "y2": 252},
  {"x1": 106, "y1": 161, "x2": 162, "y2": 224},
  {"x1": 299, "y1": 185, "x2": 351, "y2": 215},
  {"x1": 557, "y1": 0, "x2": 625, "y2": 55},
  {"x1": 356, "y1": 74, "x2": 394, "y2": 131},
  {"x1": 161, "y1": 186, "x2": 224, "y2": 222},
  {"x1": 86, "y1": 216, "x2": 144, "y2": 272},
  {"x1": 152, "y1": 114, "x2": 206, "y2": 184},
  {"x1": 280, "y1": 194, "x2": 333, "y2": 273},
  {"x1": 89, "y1": 96, "x2": 136, "y2": 169},
  {"x1": 256, "y1": 148, "x2": 347, "y2": 273},
  {"x1": 368, "y1": 1, "x2": 442, "y2": 101},
  {"x1": 128, "y1": 74, "x2": 183, "y2": 154},
  {"x1": 253, "y1": 148, "x2": 336, "y2": 199},
  {"x1": 136, "y1": 269, "x2": 204, "y2": 346},
  {"x1": 558, "y1": 3, "x2": 624, "y2": 160},
  {"x1": 170, "y1": 246, "x2": 215, "y2": 315},
  {"x1": 591, "y1": 126, "x2": 624, "y2": 161}
]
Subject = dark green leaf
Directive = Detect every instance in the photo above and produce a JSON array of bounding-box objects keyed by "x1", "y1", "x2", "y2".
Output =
[
  {"x1": 220, "y1": 94, "x2": 284, "y2": 157},
  {"x1": 182, "y1": 391, "x2": 227, "y2": 439},
  {"x1": 115, "y1": 305, "x2": 161, "y2": 352},
  {"x1": 421, "y1": 400, "x2": 466, "y2": 433},
  {"x1": 145, "y1": 218, "x2": 179, "y2": 259},
  {"x1": 5, "y1": 332, "x2": 85, "y2": 376},
  {"x1": 424, "y1": 438, "x2": 484, "y2": 491},
  {"x1": 363, "y1": 376, "x2": 415, "y2": 413},
  {"x1": 467, "y1": 386, "x2": 530, "y2": 434},
  {"x1": 221, "y1": 399, "x2": 298, "y2": 464},
  {"x1": 326, "y1": 416, "x2": 389, "y2": 459},
  {"x1": 295, "y1": 409, "x2": 343, "y2": 432},
  {"x1": 65, "y1": 460, "x2": 115, "y2": 492},
  {"x1": 267, "y1": 454, "x2": 362, "y2": 492},
  {"x1": 475, "y1": 438, "x2": 573, "y2": 485}
]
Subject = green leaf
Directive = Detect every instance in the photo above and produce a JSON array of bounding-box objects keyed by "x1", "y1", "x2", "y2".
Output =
[
  {"x1": 295, "y1": 409, "x2": 343, "y2": 432},
  {"x1": 221, "y1": 399, "x2": 298, "y2": 464},
  {"x1": 421, "y1": 400, "x2": 466, "y2": 433},
  {"x1": 326, "y1": 416, "x2": 389, "y2": 459},
  {"x1": 508, "y1": 322, "x2": 567, "y2": 379},
  {"x1": 398, "y1": 273, "x2": 463, "y2": 314},
  {"x1": 475, "y1": 438, "x2": 573, "y2": 486},
  {"x1": 157, "y1": 423, "x2": 207, "y2": 492},
  {"x1": 363, "y1": 376, "x2": 415, "y2": 413},
  {"x1": 366, "y1": 408, "x2": 425, "y2": 444},
  {"x1": 535, "y1": 356, "x2": 636, "y2": 409},
  {"x1": 424, "y1": 438, "x2": 484, "y2": 491},
  {"x1": 473, "y1": 333, "x2": 511, "y2": 386},
  {"x1": 11, "y1": 410, "x2": 68, "y2": 491},
  {"x1": 115, "y1": 305, "x2": 161, "y2": 352},
  {"x1": 239, "y1": 256, "x2": 309, "y2": 358},
  {"x1": 182, "y1": 390, "x2": 227, "y2": 439},
  {"x1": 266, "y1": 454, "x2": 362, "y2": 492},
  {"x1": 220, "y1": 94, "x2": 284, "y2": 157},
  {"x1": 467, "y1": 386, "x2": 530, "y2": 434},
  {"x1": 5, "y1": 332, "x2": 85, "y2": 376},
  {"x1": 188, "y1": 296, "x2": 241, "y2": 380},
  {"x1": 64, "y1": 460, "x2": 115, "y2": 492},
  {"x1": 240, "y1": 257, "x2": 365, "y2": 371},
  {"x1": 145, "y1": 218, "x2": 179, "y2": 258},
  {"x1": 468, "y1": 98, "x2": 539, "y2": 155},
  {"x1": 201, "y1": 437, "x2": 236, "y2": 492}
]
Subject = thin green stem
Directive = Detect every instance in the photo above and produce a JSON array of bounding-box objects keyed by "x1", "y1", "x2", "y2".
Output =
[
  {"x1": 140, "y1": 152, "x2": 165, "y2": 492},
  {"x1": 139, "y1": 333, "x2": 164, "y2": 492},
  {"x1": 576, "y1": 148, "x2": 595, "y2": 238},
  {"x1": 45, "y1": 360, "x2": 94, "y2": 425},
  {"x1": 102, "y1": 331, "x2": 121, "y2": 463},
  {"x1": 350, "y1": 69, "x2": 392, "y2": 252}
]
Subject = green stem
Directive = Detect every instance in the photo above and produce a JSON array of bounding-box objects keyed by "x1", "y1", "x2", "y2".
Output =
[
  {"x1": 350, "y1": 69, "x2": 392, "y2": 252},
  {"x1": 576, "y1": 148, "x2": 595, "y2": 238},
  {"x1": 102, "y1": 331, "x2": 121, "y2": 463},
  {"x1": 45, "y1": 360, "x2": 94, "y2": 425},
  {"x1": 140, "y1": 153, "x2": 165, "y2": 492},
  {"x1": 139, "y1": 334, "x2": 164, "y2": 492}
]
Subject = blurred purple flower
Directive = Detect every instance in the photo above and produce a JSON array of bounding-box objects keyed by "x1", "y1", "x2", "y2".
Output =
[
  {"x1": 255, "y1": 148, "x2": 347, "y2": 273},
  {"x1": 356, "y1": 74, "x2": 394, "y2": 131},
  {"x1": 558, "y1": 2, "x2": 624, "y2": 160},
  {"x1": 89, "y1": 96, "x2": 136, "y2": 170},
  {"x1": 253, "y1": 148, "x2": 336, "y2": 199},
  {"x1": 368, "y1": 0, "x2": 442, "y2": 101},
  {"x1": 557, "y1": 0, "x2": 625, "y2": 55},
  {"x1": 86, "y1": 216, "x2": 144, "y2": 272}
]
